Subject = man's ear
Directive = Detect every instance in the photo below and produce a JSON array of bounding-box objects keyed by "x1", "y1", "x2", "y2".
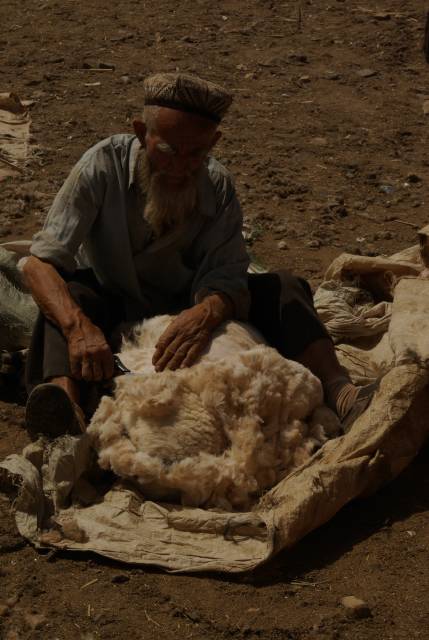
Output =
[
  {"x1": 133, "y1": 119, "x2": 147, "y2": 145},
  {"x1": 210, "y1": 130, "x2": 222, "y2": 150}
]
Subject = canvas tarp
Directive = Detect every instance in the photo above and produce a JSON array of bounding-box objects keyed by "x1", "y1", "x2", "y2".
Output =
[
  {"x1": 0, "y1": 93, "x2": 32, "y2": 180},
  {"x1": 1, "y1": 249, "x2": 429, "y2": 573}
]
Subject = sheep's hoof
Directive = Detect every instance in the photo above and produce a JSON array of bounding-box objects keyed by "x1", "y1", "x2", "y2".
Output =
[{"x1": 25, "y1": 383, "x2": 86, "y2": 439}]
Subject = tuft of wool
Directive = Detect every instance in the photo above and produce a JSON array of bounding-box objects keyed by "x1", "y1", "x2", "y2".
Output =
[{"x1": 88, "y1": 318, "x2": 340, "y2": 510}]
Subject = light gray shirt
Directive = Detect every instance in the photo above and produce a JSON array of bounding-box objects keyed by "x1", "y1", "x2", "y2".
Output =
[{"x1": 30, "y1": 134, "x2": 250, "y2": 320}]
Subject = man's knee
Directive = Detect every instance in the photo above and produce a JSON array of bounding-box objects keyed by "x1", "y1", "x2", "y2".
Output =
[{"x1": 272, "y1": 269, "x2": 313, "y2": 306}]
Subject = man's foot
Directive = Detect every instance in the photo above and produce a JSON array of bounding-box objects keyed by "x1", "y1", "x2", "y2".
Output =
[
  {"x1": 25, "y1": 383, "x2": 86, "y2": 439},
  {"x1": 341, "y1": 382, "x2": 378, "y2": 433}
]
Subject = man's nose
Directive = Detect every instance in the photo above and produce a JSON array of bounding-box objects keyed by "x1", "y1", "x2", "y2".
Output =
[{"x1": 168, "y1": 154, "x2": 195, "y2": 177}]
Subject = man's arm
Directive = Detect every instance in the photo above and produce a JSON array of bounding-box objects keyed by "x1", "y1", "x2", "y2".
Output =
[{"x1": 23, "y1": 256, "x2": 114, "y2": 381}]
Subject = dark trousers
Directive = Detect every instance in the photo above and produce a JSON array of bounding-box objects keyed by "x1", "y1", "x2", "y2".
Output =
[{"x1": 25, "y1": 270, "x2": 330, "y2": 392}]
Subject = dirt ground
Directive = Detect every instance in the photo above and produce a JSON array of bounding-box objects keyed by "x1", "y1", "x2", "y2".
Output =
[{"x1": 1, "y1": 0, "x2": 429, "y2": 638}]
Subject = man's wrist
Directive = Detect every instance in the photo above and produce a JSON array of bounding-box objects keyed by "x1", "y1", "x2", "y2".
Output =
[
  {"x1": 199, "y1": 292, "x2": 234, "y2": 327},
  {"x1": 62, "y1": 308, "x2": 89, "y2": 339}
]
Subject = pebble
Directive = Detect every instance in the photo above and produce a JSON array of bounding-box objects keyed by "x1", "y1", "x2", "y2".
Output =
[
  {"x1": 341, "y1": 595, "x2": 371, "y2": 619},
  {"x1": 0, "y1": 603, "x2": 9, "y2": 617},
  {"x1": 423, "y1": 100, "x2": 429, "y2": 116},
  {"x1": 310, "y1": 137, "x2": 328, "y2": 146},
  {"x1": 98, "y1": 61, "x2": 116, "y2": 70},
  {"x1": 356, "y1": 68, "x2": 378, "y2": 78},
  {"x1": 406, "y1": 173, "x2": 422, "y2": 184},
  {"x1": 111, "y1": 573, "x2": 130, "y2": 584},
  {"x1": 322, "y1": 70, "x2": 341, "y2": 80},
  {"x1": 299, "y1": 75, "x2": 311, "y2": 83},
  {"x1": 306, "y1": 239, "x2": 321, "y2": 249},
  {"x1": 277, "y1": 240, "x2": 288, "y2": 250},
  {"x1": 120, "y1": 75, "x2": 131, "y2": 84}
]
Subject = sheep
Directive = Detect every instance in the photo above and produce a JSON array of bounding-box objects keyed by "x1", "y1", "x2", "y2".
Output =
[{"x1": 88, "y1": 316, "x2": 341, "y2": 511}]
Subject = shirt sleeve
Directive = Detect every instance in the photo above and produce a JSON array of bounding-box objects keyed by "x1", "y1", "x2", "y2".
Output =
[
  {"x1": 30, "y1": 147, "x2": 106, "y2": 273},
  {"x1": 191, "y1": 177, "x2": 250, "y2": 321}
]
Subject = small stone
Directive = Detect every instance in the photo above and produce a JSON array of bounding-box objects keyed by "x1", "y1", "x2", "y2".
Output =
[
  {"x1": 0, "y1": 604, "x2": 9, "y2": 617},
  {"x1": 356, "y1": 68, "x2": 378, "y2": 78},
  {"x1": 277, "y1": 240, "x2": 288, "y2": 250},
  {"x1": 341, "y1": 596, "x2": 371, "y2": 619},
  {"x1": 120, "y1": 75, "x2": 131, "y2": 84},
  {"x1": 298, "y1": 75, "x2": 311, "y2": 83},
  {"x1": 98, "y1": 61, "x2": 116, "y2": 70},
  {"x1": 186, "y1": 609, "x2": 201, "y2": 622},
  {"x1": 406, "y1": 173, "x2": 422, "y2": 184},
  {"x1": 287, "y1": 52, "x2": 308, "y2": 64},
  {"x1": 310, "y1": 137, "x2": 328, "y2": 146},
  {"x1": 322, "y1": 70, "x2": 341, "y2": 80},
  {"x1": 306, "y1": 239, "x2": 321, "y2": 249},
  {"x1": 423, "y1": 100, "x2": 429, "y2": 116},
  {"x1": 111, "y1": 573, "x2": 129, "y2": 584},
  {"x1": 374, "y1": 12, "x2": 391, "y2": 20}
]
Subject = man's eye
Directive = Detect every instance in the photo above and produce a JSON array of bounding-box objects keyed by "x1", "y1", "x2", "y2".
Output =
[{"x1": 156, "y1": 143, "x2": 175, "y2": 155}]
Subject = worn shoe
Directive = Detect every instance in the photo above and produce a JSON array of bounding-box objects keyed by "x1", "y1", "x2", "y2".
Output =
[
  {"x1": 341, "y1": 381, "x2": 379, "y2": 434},
  {"x1": 25, "y1": 383, "x2": 86, "y2": 439}
]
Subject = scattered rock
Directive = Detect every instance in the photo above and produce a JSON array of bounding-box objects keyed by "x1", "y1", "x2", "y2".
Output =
[
  {"x1": 277, "y1": 240, "x2": 288, "y2": 250},
  {"x1": 406, "y1": 173, "x2": 422, "y2": 184},
  {"x1": 341, "y1": 595, "x2": 371, "y2": 619},
  {"x1": 379, "y1": 184, "x2": 395, "y2": 194},
  {"x1": 287, "y1": 52, "x2": 308, "y2": 64},
  {"x1": 356, "y1": 68, "x2": 378, "y2": 78},
  {"x1": 111, "y1": 573, "x2": 130, "y2": 584},
  {"x1": 120, "y1": 75, "x2": 131, "y2": 84},
  {"x1": 98, "y1": 61, "x2": 116, "y2": 70},
  {"x1": 186, "y1": 609, "x2": 201, "y2": 622},
  {"x1": 423, "y1": 100, "x2": 429, "y2": 116},
  {"x1": 310, "y1": 137, "x2": 328, "y2": 146},
  {"x1": 374, "y1": 12, "x2": 391, "y2": 20},
  {"x1": 0, "y1": 603, "x2": 9, "y2": 617},
  {"x1": 298, "y1": 75, "x2": 311, "y2": 83},
  {"x1": 322, "y1": 70, "x2": 341, "y2": 80},
  {"x1": 306, "y1": 239, "x2": 321, "y2": 249}
]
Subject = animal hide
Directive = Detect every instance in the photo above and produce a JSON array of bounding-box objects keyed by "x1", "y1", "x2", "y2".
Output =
[{"x1": 89, "y1": 317, "x2": 340, "y2": 510}]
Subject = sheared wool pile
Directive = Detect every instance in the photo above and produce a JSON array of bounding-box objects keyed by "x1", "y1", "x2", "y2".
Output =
[{"x1": 88, "y1": 316, "x2": 340, "y2": 510}]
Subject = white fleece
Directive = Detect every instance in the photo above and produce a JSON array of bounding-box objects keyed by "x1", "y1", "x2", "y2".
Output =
[{"x1": 88, "y1": 316, "x2": 340, "y2": 510}]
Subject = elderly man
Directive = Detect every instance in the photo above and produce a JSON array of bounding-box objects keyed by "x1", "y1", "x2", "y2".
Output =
[{"x1": 23, "y1": 73, "x2": 371, "y2": 437}]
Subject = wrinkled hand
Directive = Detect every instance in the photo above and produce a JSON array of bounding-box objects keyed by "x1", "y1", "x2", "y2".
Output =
[
  {"x1": 153, "y1": 294, "x2": 233, "y2": 372},
  {"x1": 65, "y1": 315, "x2": 114, "y2": 382}
]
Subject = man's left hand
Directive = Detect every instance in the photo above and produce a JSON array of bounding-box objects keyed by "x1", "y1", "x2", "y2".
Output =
[{"x1": 152, "y1": 293, "x2": 233, "y2": 371}]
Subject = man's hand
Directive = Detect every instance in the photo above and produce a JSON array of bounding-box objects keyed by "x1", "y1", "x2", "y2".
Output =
[
  {"x1": 65, "y1": 314, "x2": 114, "y2": 382},
  {"x1": 153, "y1": 292, "x2": 233, "y2": 371}
]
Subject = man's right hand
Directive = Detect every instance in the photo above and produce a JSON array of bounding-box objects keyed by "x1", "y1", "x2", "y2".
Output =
[
  {"x1": 65, "y1": 314, "x2": 114, "y2": 382},
  {"x1": 23, "y1": 257, "x2": 115, "y2": 383}
]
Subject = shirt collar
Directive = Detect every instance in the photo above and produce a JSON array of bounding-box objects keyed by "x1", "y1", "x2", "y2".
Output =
[{"x1": 128, "y1": 137, "x2": 142, "y2": 188}]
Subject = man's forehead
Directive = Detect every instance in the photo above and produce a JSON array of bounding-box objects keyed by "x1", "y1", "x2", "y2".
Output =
[{"x1": 151, "y1": 107, "x2": 218, "y2": 144}]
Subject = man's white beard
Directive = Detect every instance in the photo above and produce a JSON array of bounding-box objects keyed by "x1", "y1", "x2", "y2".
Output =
[{"x1": 136, "y1": 151, "x2": 200, "y2": 238}]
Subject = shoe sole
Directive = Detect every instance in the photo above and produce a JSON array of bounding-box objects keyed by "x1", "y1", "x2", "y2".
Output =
[{"x1": 26, "y1": 383, "x2": 83, "y2": 439}]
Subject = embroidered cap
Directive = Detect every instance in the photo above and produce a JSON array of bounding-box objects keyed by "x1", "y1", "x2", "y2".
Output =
[{"x1": 143, "y1": 73, "x2": 233, "y2": 124}]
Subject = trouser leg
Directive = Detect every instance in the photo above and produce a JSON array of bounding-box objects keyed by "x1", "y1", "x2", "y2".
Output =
[
  {"x1": 248, "y1": 270, "x2": 331, "y2": 359},
  {"x1": 25, "y1": 271, "x2": 124, "y2": 393}
]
